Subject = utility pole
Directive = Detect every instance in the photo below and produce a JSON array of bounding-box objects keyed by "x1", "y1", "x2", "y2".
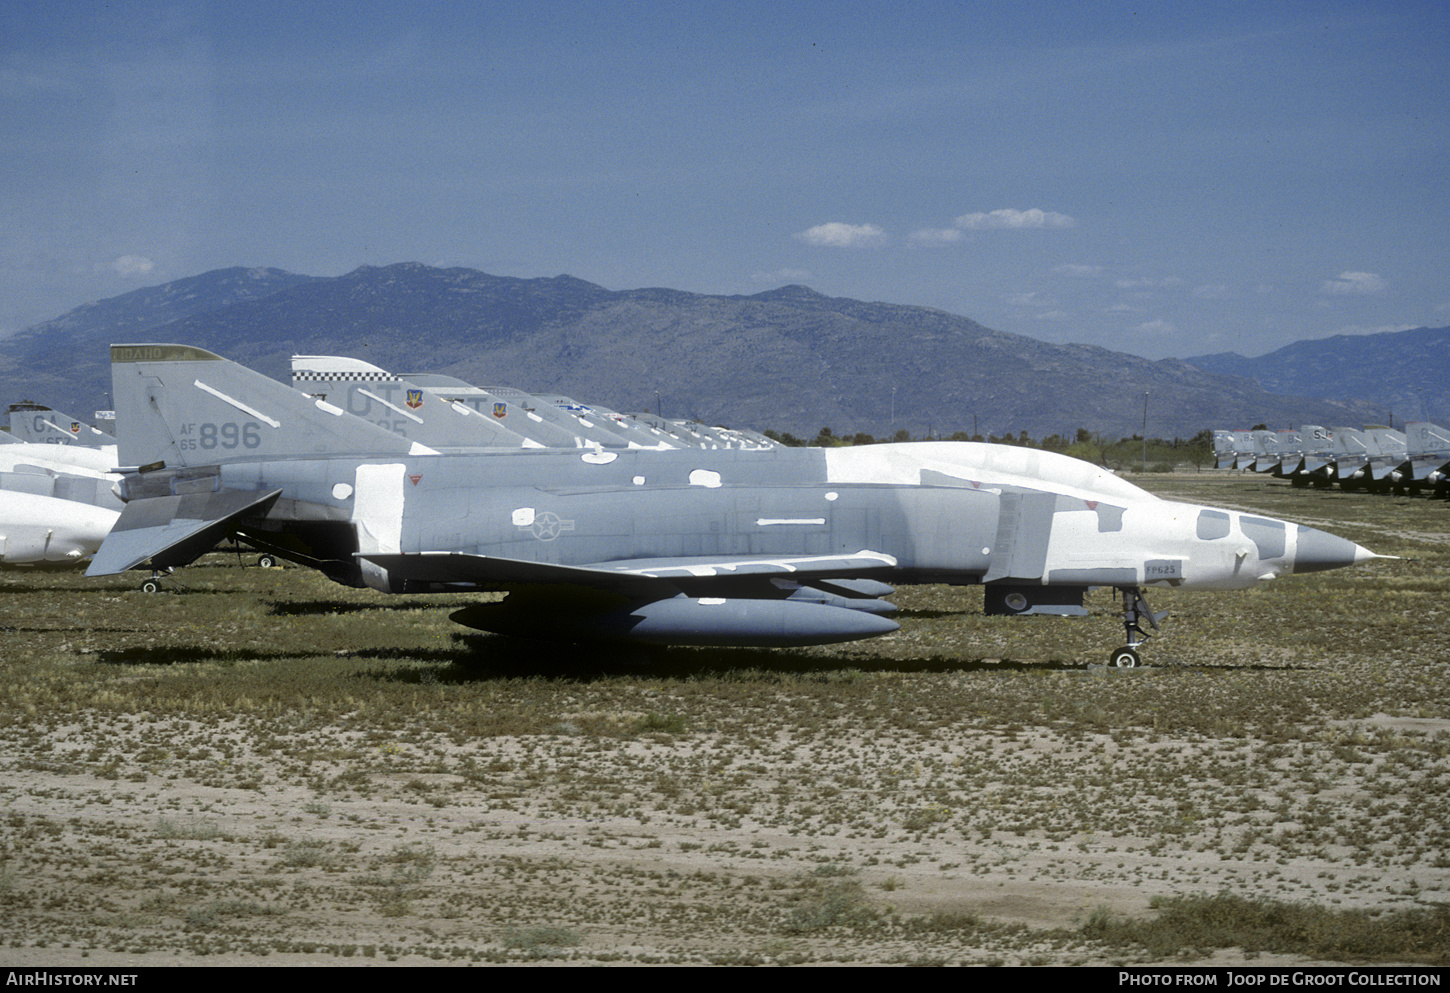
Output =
[{"x1": 1142, "y1": 392, "x2": 1150, "y2": 473}]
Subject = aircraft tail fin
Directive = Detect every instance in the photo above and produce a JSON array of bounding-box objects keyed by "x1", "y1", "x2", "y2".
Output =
[
  {"x1": 7, "y1": 403, "x2": 116, "y2": 448},
  {"x1": 111, "y1": 344, "x2": 435, "y2": 467},
  {"x1": 1407, "y1": 421, "x2": 1450, "y2": 455},
  {"x1": 291, "y1": 355, "x2": 544, "y2": 449}
]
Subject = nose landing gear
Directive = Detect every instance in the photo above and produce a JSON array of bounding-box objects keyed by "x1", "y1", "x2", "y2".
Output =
[{"x1": 1110, "y1": 586, "x2": 1166, "y2": 667}]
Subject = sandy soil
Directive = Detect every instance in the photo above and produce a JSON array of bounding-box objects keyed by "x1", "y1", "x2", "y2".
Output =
[{"x1": 3, "y1": 698, "x2": 1444, "y2": 967}]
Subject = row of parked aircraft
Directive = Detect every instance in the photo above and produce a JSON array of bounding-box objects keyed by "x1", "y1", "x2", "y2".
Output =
[
  {"x1": 0, "y1": 343, "x2": 1387, "y2": 665},
  {"x1": 1213, "y1": 424, "x2": 1450, "y2": 495},
  {"x1": 0, "y1": 359, "x2": 778, "y2": 571}
]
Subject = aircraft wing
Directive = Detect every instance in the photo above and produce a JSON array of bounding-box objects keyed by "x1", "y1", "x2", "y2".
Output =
[
  {"x1": 359, "y1": 549, "x2": 899, "y2": 595},
  {"x1": 363, "y1": 549, "x2": 903, "y2": 646},
  {"x1": 86, "y1": 488, "x2": 283, "y2": 576}
]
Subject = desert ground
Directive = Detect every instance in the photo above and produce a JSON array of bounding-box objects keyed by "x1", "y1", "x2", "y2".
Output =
[{"x1": 1, "y1": 473, "x2": 1446, "y2": 966}]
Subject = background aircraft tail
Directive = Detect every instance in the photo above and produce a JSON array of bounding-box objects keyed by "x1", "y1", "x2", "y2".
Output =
[
  {"x1": 291, "y1": 355, "x2": 545, "y2": 450},
  {"x1": 111, "y1": 344, "x2": 433, "y2": 467},
  {"x1": 6, "y1": 403, "x2": 116, "y2": 448}
]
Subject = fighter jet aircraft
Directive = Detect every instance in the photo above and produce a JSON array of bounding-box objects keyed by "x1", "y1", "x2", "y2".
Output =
[
  {"x1": 6, "y1": 402, "x2": 117, "y2": 451},
  {"x1": 626, "y1": 413, "x2": 715, "y2": 448},
  {"x1": 1212, "y1": 431, "x2": 1237, "y2": 470},
  {"x1": 1365, "y1": 428, "x2": 1410, "y2": 486},
  {"x1": 1332, "y1": 426, "x2": 1374, "y2": 489},
  {"x1": 1296, "y1": 426, "x2": 1336, "y2": 484},
  {"x1": 291, "y1": 355, "x2": 546, "y2": 450},
  {"x1": 1230, "y1": 430, "x2": 1259, "y2": 470},
  {"x1": 291, "y1": 355, "x2": 731, "y2": 451},
  {"x1": 1248, "y1": 430, "x2": 1281, "y2": 474},
  {"x1": 85, "y1": 344, "x2": 1385, "y2": 665},
  {"x1": 0, "y1": 441, "x2": 123, "y2": 566},
  {"x1": 1, "y1": 440, "x2": 114, "y2": 477},
  {"x1": 530, "y1": 393, "x2": 677, "y2": 449},
  {"x1": 465, "y1": 383, "x2": 639, "y2": 450},
  {"x1": 388, "y1": 372, "x2": 609, "y2": 450},
  {"x1": 1, "y1": 490, "x2": 118, "y2": 567},
  {"x1": 1405, "y1": 422, "x2": 1450, "y2": 488}
]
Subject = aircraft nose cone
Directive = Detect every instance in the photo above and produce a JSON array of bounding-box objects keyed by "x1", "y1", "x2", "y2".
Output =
[{"x1": 1292, "y1": 525, "x2": 1380, "y2": 574}]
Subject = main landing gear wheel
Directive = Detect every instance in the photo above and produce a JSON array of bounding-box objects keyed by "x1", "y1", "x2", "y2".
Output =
[
  {"x1": 1110, "y1": 646, "x2": 1140, "y2": 668},
  {"x1": 256, "y1": 554, "x2": 278, "y2": 569},
  {"x1": 138, "y1": 567, "x2": 181, "y2": 594}
]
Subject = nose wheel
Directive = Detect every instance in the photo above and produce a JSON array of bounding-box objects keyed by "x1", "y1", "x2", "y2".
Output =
[{"x1": 1111, "y1": 586, "x2": 1165, "y2": 667}]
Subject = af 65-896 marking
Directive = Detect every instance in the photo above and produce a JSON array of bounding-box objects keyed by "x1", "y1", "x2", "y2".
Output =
[{"x1": 177, "y1": 421, "x2": 263, "y2": 451}]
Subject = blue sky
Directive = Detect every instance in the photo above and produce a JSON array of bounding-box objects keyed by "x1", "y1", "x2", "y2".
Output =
[{"x1": 2, "y1": 0, "x2": 1446, "y2": 359}]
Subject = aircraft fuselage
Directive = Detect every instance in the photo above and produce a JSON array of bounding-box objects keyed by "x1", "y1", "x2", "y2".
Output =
[{"x1": 189, "y1": 442, "x2": 1368, "y2": 597}]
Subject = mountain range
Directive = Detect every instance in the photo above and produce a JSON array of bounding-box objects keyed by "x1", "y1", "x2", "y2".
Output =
[
  {"x1": 1185, "y1": 326, "x2": 1449, "y2": 426},
  {"x1": 2, "y1": 262, "x2": 1415, "y2": 440}
]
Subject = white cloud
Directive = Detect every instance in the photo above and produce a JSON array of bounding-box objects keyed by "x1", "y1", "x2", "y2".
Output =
[
  {"x1": 955, "y1": 208, "x2": 1075, "y2": 230},
  {"x1": 1321, "y1": 271, "x2": 1386, "y2": 295},
  {"x1": 793, "y1": 222, "x2": 888, "y2": 248},
  {"x1": 1134, "y1": 319, "x2": 1177, "y2": 336},
  {"x1": 1054, "y1": 263, "x2": 1102, "y2": 277},
  {"x1": 907, "y1": 227, "x2": 963, "y2": 247},
  {"x1": 111, "y1": 255, "x2": 155, "y2": 277}
]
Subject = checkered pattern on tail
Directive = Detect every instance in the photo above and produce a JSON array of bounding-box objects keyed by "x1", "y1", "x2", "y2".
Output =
[{"x1": 293, "y1": 370, "x2": 396, "y2": 382}]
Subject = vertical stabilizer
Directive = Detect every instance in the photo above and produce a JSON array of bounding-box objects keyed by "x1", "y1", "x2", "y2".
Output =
[
  {"x1": 1366, "y1": 428, "x2": 1408, "y2": 481},
  {"x1": 7, "y1": 403, "x2": 116, "y2": 449},
  {"x1": 399, "y1": 374, "x2": 598, "y2": 449},
  {"x1": 1406, "y1": 421, "x2": 1450, "y2": 480},
  {"x1": 477, "y1": 384, "x2": 631, "y2": 449},
  {"x1": 1300, "y1": 425, "x2": 1334, "y2": 475},
  {"x1": 291, "y1": 356, "x2": 543, "y2": 450},
  {"x1": 111, "y1": 344, "x2": 433, "y2": 467},
  {"x1": 1332, "y1": 426, "x2": 1370, "y2": 481},
  {"x1": 1212, "y1": 430, "x2": 1236, "y2": 469}
]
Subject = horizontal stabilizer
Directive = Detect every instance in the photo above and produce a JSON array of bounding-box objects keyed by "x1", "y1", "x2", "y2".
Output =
[
  {"x1": 86, "y1": 488, "x2": 282, "y2": 576},
  {"x1": 1409, "y1": 455, "x2": 1450, "y2": 481}
]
